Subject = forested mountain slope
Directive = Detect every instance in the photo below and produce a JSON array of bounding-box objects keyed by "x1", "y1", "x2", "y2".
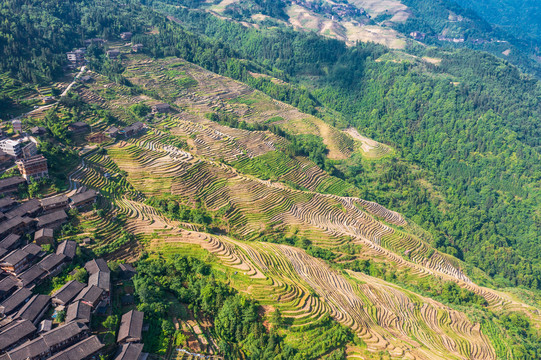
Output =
[{"x1": 453, "y1": 0, "x2": 541, "y2": 41}]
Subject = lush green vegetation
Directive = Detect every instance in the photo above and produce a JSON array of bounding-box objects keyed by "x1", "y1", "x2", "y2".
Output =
[
  {"x1": 138, "y1": 4, "x2": 541, "y2": 291},
  {"x1": 134, "y1": 254, "x2": 353, "y2": 359},
  {"x1": 0, "y1": 0, "x2": 151, "y2": 83},
  {"x1": 145, "y1": 193, "x2": 230, "y2": 232},
  {"x1": 1, "y1": 0, "x2": 541, "y2": 357}
]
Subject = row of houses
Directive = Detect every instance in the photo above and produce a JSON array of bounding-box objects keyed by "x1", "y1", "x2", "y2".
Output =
[
  {"x1": 0, "y1": 215, "x2": 100, "y2": 359},
  {"x1": 0, "y1": 243, "x2": 107, "y2": 360},
  {"x1": 103, "y1": 104, "x2": 170, "y2": 139},
  {"x1": 105, "y1": 121, "x2": 146, "y2": 139},
  {"x1": 0, "y1": 238, "x2": 145, "y2": 359},
  {"x1": 0, "y1": 205, "x2": 143, "y2": 360}
]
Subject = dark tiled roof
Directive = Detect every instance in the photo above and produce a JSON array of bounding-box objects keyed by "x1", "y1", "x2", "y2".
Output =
[
  {"x1": 0, "y1": 177, "x2": 25, "y2": 190},
  {"x1": 66, "y1": 301, "x2": 91, "y2": 323},
  {"x1": 5, "y1": 199, "x2": 41, "y2": 219},
  {"x1": 36, "y1": 210, "x2": 67, "y2": 228},
  {"x1": 0, "y1": 319, "x2": 37, "y2": 351},
  {"x1": 117, "y1": 310, "x2": 143, "y2": 343},
  {"x1": 15, "y1": 294, "x2": 50, "y2": 324},
  {"x1": 22, "y1": 243, "x2": 42, "y2": 257},
  {"x1": 40, "y1": 195, "x2": 68, "y2": 208},
  {"x1": 0, "y1": 216, "x2": 25, "y2": 237},
  {"x1": 52, "y1": 280, "x2": 86, "y2": 305},
  {"x1": 0, "y1": 337, "x2": 48, "y2": 360},
  {"x1": 114, "y1": 342, "x2": 143, "y2": 360},
  {"x1": 118, "y1": 263, "x2": 136, "y2": 273},
  {"x1": 73, "y1": 285, "x2": 103, "y2": 307},
  {"x1": 48, "y1": 335, "x2": 103, "y2": 360},
  {"x1": 30, "y1": 126, "x2": 46, "y2": 135},
  {"x1": 0, "y1": 197, "x2": 16, "y2": 209},
  {"x1": 88, "y1": 271, "x2": 110, "y2": 292},
  {"x1": 105, "y1": 126, "x2": 119, "y2": 134},
  {"x1": 0, "y1": 234, "x2": 21, "y2": 250},
  {"x1": 2, "y1": 322, "x2": 89, "y2": 360},
  {"x1": 38, "y1": 319, "x2": 52, "y2": 333},
  {"x1": 0, "y1": 276, "x2": 17, "y2": 299},
  {"x1": 69, "y1": 190, "x2": 97, "y2": 206},
  {"x1": 41, "y1": 321, "x2": 88, "y2": 347},
  {"x1": 84, "y1": 259, "x2": 109, "y2": 275},
  {"x1": 18, "y1": 265, "x2": 46, "y2": 287},
  {"x1": 35, "y1": 228, "x2": 54, "y2": 240},
  {"x1": 124, "y1": 121, "x2": 144, "y2": 133},
  {"x1": 38, "y1": 253, "x2": 66, "y2": 273},
  {"x1": 0, "y1": 249, "x2": 28, "y2": 267},
  {"x1": 56, "y1": 240, "x2": 77, "y2": 259},
  {"x1": 0, "y1": 288, "x2": 32, "y2": 316}
]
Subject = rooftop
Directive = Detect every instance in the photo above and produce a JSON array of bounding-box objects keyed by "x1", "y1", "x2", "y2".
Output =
[
  {"x1": 88, "y1": 271, "x2": 110, "y2": 292},
  {"x1": 15, "y1": 294, "x2": 51, "y2": 324},
  {"x1": 53, "y1": 280, "x2": 86, "y2": 305},
  {"x1": 114, "y1": 342, "x2": 144, "y2": 360},
  {"x1": 56, "y1": 240, "x2": 77, "y2": 259},
  {"x1": 17, "y1": 265, "x2": 46, "y2": 287},
  {"x1": 36, "y1": 209, "x2": 68, "y2": 228},
  {"x1": 48, "y1": 335, "x2": 103, "y2": 360},
  {"x1": 0, "y1": 177, "x2": 25, "y2": 188},
  {"x1": 38, "y1": 253, "x2": 66, "y2": 273},
  {"x1": 117, "y1": 310, "x2": 144, "y2": 343},
  {"x1": 0, "y1": 320, "x2": 37, "y2": 351},
  {"x1": 15, "y1": 154, "x2": 47, "y2": 167},
  {"x1": 124, "y1": 121, "x2": 144, "y2": 133},
  {"x1": 35, "y1": 228, "x2": 54, "y2": 239},
  {"x1": 0, "y1": 288, "x2": 33, "y2": 316},
  {"x1": 40, "y1": 195, "x2": 68, "y2": 208},
  {"x1": 0, "y1": 276, "x2": 18, "y2": 298},
  {"x1": 84, "y1": 258, "x2": 109, "y2": 275},
  {"x1": 1, "y1": 248, "x2": 29, "y2": 267},
  {"x1": 0, "y1": 197, "x2": 16, "y2": 209},
  {"x1": 65, "y1": 300, "x2": 91, "y2": 323},
  {"x1": 73, "y1": 285, "x2": 103, "y2": 306},
  {"x1": 22, "y1": 243, "x2": 42, "y2": 257},
  {"x1": 0, "y1": 233, "x2": 21, "y2": 250},
  {"x1": 69, "y1": 190, "x2": 97, "y2": 206},
  {"x1": 2, "y1": 321, "x2": 89, "y2": 360},
  {"x1": 5, "y1": 199, "x2": 41, "y2": 219}
]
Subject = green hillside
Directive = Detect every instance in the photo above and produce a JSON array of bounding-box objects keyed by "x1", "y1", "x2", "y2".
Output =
[{"x1": 0, "y1": 0, "x2": 540, "y2": 359}]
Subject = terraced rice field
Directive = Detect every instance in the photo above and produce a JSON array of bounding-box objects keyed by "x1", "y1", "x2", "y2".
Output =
[
  {"x1": 344, "y1": 127, "x2": 392, "y2": 159},
  {"x1": 103, "y1": 131, "x2": 489, "y2": 294},
  {"x1": 72, "y1": 135, "x2": 537, "y2": 359},
  {"x1": 118, "y1": 56, "x2": 356, "y2": 160},
  {"x1": 150, "y1": 233, "x2": 496, "y2": 360},
  {"x1": 65, "y1": 53, "x2": 541, "y2": 360}
]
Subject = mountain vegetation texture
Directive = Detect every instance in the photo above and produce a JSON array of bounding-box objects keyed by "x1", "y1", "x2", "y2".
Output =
[{"x1": 0, "y1": 0, "x2": 540, "y2": 359}]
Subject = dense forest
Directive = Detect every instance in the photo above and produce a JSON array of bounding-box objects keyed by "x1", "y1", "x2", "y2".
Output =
[{"x1": 0, "y1": 0, "x2": 153, "y2": 83}]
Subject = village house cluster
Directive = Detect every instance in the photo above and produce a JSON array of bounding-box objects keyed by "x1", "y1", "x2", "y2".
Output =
[
  {"x1": 0, "y1": 121, "x2": 50, "y2": 182},
  {"x1": 66, "y1": 32, "x2": 143, "y2": 69},
  {"x1": 0, "y1": 183, "x2": 147, "y2": 359}
]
